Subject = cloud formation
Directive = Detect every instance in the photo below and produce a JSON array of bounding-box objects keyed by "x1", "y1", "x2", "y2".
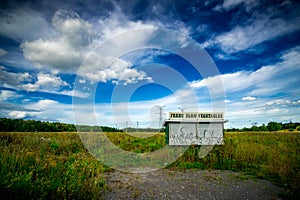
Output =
[
  {"x1": 203, "y1": 1, "x2": 300, "y2": 58},
  {"x1": 242, "y1": 96, "x2": 257, "y2": 101},
  {"x1": 21, "y1": 72, "x2": 69, "y2": 92},
  {"x1": 0, "y1": 0, "x2": 299, "y2": 128},
  {"x1": 21, "y1": 9, "x2": 159, "y2": 85},
  {"x1": 0, "y1": 5, "x2": 51, "y2": 41}
]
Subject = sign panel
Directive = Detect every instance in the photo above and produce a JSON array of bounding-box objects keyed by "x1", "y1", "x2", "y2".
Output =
[
  {"x1": 169, "y1": 112, "x2": 223, "y2": 120},
  {"x1": 168, "y1": 123, "x2": 223, "y2": 145}
]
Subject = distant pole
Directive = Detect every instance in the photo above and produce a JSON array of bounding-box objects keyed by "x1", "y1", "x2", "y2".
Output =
[
  {"x1": 126, "y1": 121, "x2": 128, "y2": 132},
  {"x1": 156, "y1": 105, "x2": 165, "y2": 128}
]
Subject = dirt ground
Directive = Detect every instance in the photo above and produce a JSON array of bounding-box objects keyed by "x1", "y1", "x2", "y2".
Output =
[{"x1": 101, "y1": 169, "x2": 283, "y2": 200}]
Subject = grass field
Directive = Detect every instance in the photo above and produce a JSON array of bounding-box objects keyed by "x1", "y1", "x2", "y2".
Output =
[{"x1": 1, "y1": 131, "x2": 299, "y2": 199}]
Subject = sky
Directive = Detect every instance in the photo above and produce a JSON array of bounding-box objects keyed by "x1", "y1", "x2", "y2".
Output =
[{"x1": 0, "y1": 0, "x2": 300, "y2": 129}]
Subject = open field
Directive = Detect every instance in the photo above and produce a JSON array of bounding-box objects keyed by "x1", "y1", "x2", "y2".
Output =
[{"x1": 1, "y1": 131, "x2": 300, "y2": 199}]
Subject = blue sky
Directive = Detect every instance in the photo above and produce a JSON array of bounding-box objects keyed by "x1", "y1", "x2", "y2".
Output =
[{"x1": 0, "y1": 0, "x2": 300, "y2": 128}]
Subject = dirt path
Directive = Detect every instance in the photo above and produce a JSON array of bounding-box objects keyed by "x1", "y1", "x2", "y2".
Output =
[{"x1": 101, "y1": 169, "x2": 283, "y2": 200}]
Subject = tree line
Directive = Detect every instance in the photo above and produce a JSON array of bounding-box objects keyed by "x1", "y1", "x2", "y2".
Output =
[
  {"x1": 1, "y1": 118, "x2": 299, "y2": 133},
  {"x1": 0, "y1": 118, "x2": 122, "y2": 132},
  {"x1": 226, "y1": 121, "x2": 300, "y2": 132}
]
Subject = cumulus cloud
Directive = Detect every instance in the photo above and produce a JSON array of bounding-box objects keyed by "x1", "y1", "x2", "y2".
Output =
[
  {"x1": 21, "y1": 9, "x2": 159, "y2": 85},
  {"x1": 79, "y1": 52, "x2": 153, "y2": 85},
  {"x1": 242, "y1": 96, "x2": 256, "y2": 101},
  {"x1": 0, "y1": 66, "x2": 33, "y2": 88},
  {"x1": 8, "y1": 111, "x2": 30, "y2": 119},
  {"x1": 2, "y1": 99, "x2": 70, "y2": 121},
  {"x1": 21, "y1": 38, "x2": 83, "y2": 71},
  {"x1": 20, "y1": 10, "x2": 92, "y2": 71},
  {"x1": 0, "y1": 66, "x2": 87, "y2": 98},
  {"x1": 20, "y1": 9, "x2": 95, "y2": 71},
  {"x1": 0, "y1": 90, "x2": 21, "y2": 101},
  {"x1": 20, "y1": 72, "x2": 88, "y2": 98},
  {"x1": 21, "y1": 72, "x2": 69, "y2": 92},
  {"x1": 52, "y1": 9, "x2": 94, "y2": 47},
  {"x1": 0, "y1": 67, "x2": 68, "y2": 92}
]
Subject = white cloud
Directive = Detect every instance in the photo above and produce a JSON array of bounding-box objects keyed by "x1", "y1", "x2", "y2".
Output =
[
  {"x1": 52, "y1": 9, "x2": 94, "y2": 47},
  {"x1": 59, "y1": 90, "x2": 89, "y2": 99},
  {"x1": 0, "y1": 90, "x2": 21, "y2": 101},
  {"x1": 214, "y1": 0, "x2": 259, "y2": 12},
  {"x1": 26, "y1": 99, "x2": 74, "y2": 122},
  {"x1": 265, "y1": 99, "x2": 300, "y2": 107},
  {"x1": 216, "y1": 16, "x2": 300, "y2": 54},
  {"x1": 33, "y1": 45, "x2": 298, "y2": 127},
  {"x1": 20, "y1": 9, "x2": 94, "y2": 72},
  {"x1": 36, "y1": 73, "x2": 69, "y2": 89},
  {"x1": 112, "y1": 45, "x2": 300, "y2": 128},
  {"x1": 21, "y1": 73, "x2": 89, "y2": 98},
  {"x1": 79, "y1": 53, "x2": 152, "y2": 85},
  {"x1": 0, "y1": 66, "x2": 33, "y2": 88},
  {"x1": 191, "y1": 46, "x2": 300, "y2": 97},
  {"x1": 0, "y1": 49, "x2": 7, "y2": 57},
  {"x1": 224, "y1": 96, "x2": 300, "y2": 128},
  {"x1": 20, "y1": 83, "x2": 39, "y2": 92},
  {"x1": 20, "y1": 72, "x2": 69, "y2": 92},
  {"x1": 79, "y1": 79, "x2": 86, "y2": 83},
  {"x1": 188, "y1": 46, "x2": 300, "y2": 127},
  {"x1": 0, "y1": 66, "x2": 87, "y2": 98},
  {"x1": 204, "y1": 3, "x2": 300, "y2": 56},
  {"x1": 21, "y1": 9, "x2": 159, "y2": 85},
  {"x1": 242, "y1": 96, "x2": 256, "y2": 101},
  {"x1": 21, "y1": 38, "x2": 83, "y2": 71},
  {"x1": 8, "y1": 111, "x2": 29, "y2": 119}
]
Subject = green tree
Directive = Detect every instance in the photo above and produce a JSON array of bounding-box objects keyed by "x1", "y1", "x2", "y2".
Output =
[
  {"x1": 260, "y1": 123, "x2": 268, "y2": 131},
  {"x1": 267, "y1": 121, "x2": 282, "y2": 131}
]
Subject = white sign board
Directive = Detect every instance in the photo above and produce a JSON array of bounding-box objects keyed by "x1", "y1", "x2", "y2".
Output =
[
  {"x1": 169, "y1": 112, "x2": 223, "y2": 121},
  {"x1": 168, "y1": 123, "x2": 223, "y2": 145}
]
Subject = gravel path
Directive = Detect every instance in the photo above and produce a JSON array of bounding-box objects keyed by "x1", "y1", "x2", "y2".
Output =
[{"x1": 101, "y1": 169, "x2": 283, "y2": 200}]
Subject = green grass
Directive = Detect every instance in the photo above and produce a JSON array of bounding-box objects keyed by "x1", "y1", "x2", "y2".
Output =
[
  {"x1": 1, "y1": 131, "x2": 299, "y2": 199},
  {"x1": 168, "y1": 132, "x2": 300, "y2": 198},
  {"x1": 0, "y1": 132, "x2": 110, "y2": 199}
]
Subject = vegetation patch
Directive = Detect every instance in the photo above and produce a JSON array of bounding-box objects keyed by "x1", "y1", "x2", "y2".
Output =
[{"x1": 0, "y1": 131, "x2": 299, "y2": 199}]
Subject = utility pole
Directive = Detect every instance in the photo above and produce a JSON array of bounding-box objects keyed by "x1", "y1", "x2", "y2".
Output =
[
  {"x1": 155, "y1": 105, "x2": 165, "y2": 128},
  {"x1": 135, "y1": 121, "x2": 139, "y2": 132}
]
